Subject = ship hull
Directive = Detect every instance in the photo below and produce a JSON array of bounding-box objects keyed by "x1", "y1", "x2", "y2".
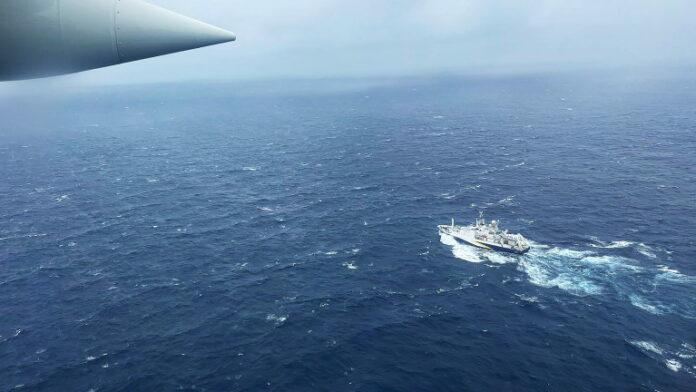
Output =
[{"x1": 478, "y1": 241, "x2": 530, "y2": 255}]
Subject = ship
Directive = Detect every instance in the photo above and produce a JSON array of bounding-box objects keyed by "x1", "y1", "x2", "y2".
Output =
[{"x1": 439, "y1": 213, "x2": 531, "y2": 255}]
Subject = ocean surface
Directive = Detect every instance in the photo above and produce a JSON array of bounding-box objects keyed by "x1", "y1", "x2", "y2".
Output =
[{"x1": 1, "y1": 73, "x2": 695, "y2": 391}]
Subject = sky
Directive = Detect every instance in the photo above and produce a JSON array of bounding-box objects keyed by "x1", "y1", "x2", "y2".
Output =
[{"x1": 5, "y1": 0, "x2": 696, "y2": 86}]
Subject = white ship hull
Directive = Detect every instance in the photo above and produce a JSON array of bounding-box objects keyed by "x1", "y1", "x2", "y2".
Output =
[{"x1": 439, "y1": 224, "x2": 530, "y2": 255}]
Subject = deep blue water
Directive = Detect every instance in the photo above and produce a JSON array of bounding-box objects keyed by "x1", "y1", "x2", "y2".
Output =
[{"x1": 1, "y1": 74, "x2": 695, "y2": 391}]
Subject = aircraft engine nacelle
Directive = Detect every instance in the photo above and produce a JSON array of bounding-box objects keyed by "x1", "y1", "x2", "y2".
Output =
[{"x1": 0, "y1": 0, "x2": 236, "y2": 81}]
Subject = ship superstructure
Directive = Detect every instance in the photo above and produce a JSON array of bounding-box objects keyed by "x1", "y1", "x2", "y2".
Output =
[{"x1": 439, "y1": 213, "x2": 530, "y2": 254}]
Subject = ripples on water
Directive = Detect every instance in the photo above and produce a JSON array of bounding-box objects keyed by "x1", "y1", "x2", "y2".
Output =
[{"x1": 1, "y1": 75, "x2": 695, "y2": 391}]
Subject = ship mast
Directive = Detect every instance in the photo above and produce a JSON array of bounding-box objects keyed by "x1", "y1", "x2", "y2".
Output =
[{"x1": 477, "y1": 211, "x2": 485, "y2": 227}]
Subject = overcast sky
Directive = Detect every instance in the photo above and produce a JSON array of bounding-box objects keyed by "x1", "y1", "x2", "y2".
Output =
[{"x1": 10, "y1": 0, "x2": 696, "y2": 85}]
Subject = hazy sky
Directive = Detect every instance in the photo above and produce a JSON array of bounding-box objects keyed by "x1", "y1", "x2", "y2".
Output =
[{"x1": 9, "y1": 0, "x2": 696, "y2": 85}]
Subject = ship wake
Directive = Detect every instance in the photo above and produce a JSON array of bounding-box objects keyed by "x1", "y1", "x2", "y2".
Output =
[{"x1": 440, "y1": 234, "x2": 696, "y2": 319}]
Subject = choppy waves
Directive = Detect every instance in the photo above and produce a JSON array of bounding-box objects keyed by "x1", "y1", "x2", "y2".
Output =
[
  {"x1": 629, "y1": 340, "x2": 696, "y2": 377},
  {"x1": 589, "y1": 238, "x2": 659, "y2": 258},
  {"x1": 3, "y1": 75, "x2": 696, "y2": 391}
]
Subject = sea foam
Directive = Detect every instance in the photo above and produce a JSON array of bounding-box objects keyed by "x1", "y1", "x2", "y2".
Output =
[{"x1": 440, "y1": 234, "x2": 483, "y2": 263}]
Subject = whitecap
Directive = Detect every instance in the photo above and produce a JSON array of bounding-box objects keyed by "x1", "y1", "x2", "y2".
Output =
[
  {"x1": 310, "y1": 250, "x2": 339, "y2": 257},
  {"x1": 589, "y1": 239, "x2": 658, "y2": 258},
  {"x1": 629, "y1": 340, "x2": 664, "y2": 355},
  {"x1": 352, "y1": 186, "x2": 377, "y2": 191},
  {"x1": 629, "y1": 295, "x2": 666, "y2": 315},
  {"x1": 655, "y1": 268, "x2": 696, "y2": 284},
  {"x1": 681, "y1": 343, "x2": 696, "y2": 353},
  {"x1": 665, "y1": 359, "x2": 682, "y2": 372},
  {"x1": 497, "y1": 195, "x2": 516, "y2": 206},
  {"x1": 0, "y1": 233, "x2": 47, "y2": 242},
  {"x1": 515, "y1": 294, "x2": 539, "y2": 303},
  {"x1": 603, "y1": 240, "x2": 635, "y2": 249},
  {"x1": 266, "y1": 314, "x2": 288, "y2": 324},
  {"x1": 657, "y1": 265, "x2": 680, "y2": 274},
  {"x1": 436, "y1": 280, "x2": 472, "y2": 294},
  {"x1": 342, "y1": 261, "x2": 358, "y2": 270},
  {"x1": 632, "y1": 243, "x2": 657, "y2": 258}
]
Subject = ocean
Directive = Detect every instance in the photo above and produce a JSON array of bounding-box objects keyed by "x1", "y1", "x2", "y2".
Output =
[{"x1": 1, "y1": 73, "x2": 695, "y2": 391}]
